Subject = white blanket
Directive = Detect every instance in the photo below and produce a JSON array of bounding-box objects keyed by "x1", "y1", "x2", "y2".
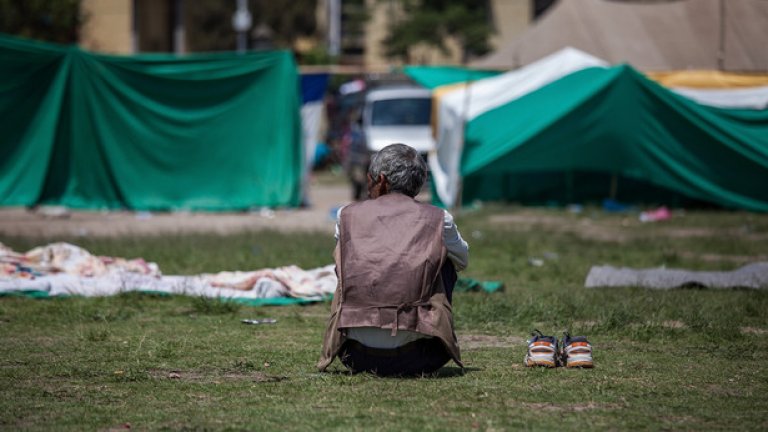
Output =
[{"x1": 0, "y1": 242, "x2": 337, "y2": 301}]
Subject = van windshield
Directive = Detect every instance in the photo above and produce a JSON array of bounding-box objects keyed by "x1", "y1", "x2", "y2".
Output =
[{"x1": 371, "y1": 98, "x2": 431, "y2": 126}]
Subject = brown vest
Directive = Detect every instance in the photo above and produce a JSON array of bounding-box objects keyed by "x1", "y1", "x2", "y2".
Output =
[{"x1": 317, "y1": 193, "x2": 462, "y2": 371}]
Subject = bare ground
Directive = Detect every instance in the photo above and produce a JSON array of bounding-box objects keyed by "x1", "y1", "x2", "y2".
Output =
[
  {"x1": 488, "y1": 210, "x2": 768, "y2": 245},
  {"x1": 458, "y1": 334, "x2": 525, "y2": 350},
  {"x1": 0, "y1": 183, "x2": 352, "y2": 238}
]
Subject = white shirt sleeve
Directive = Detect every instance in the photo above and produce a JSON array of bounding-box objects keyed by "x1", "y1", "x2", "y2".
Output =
[
  {"x1": 334, "y1": 206, "x2": 344, "y2": 242},
  {"x1": 443, "y1": 210, "x2": 469, "y2": 271}
]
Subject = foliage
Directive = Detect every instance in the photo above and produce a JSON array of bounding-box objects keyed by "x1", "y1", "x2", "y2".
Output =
[
  {"x1": 186, "y1": 0, "x2": 318, "y2": 52},
  {"x1": 0, "y1": 0, "x2": 84, "y2": 44},
  {"x1": 298, "y1": 45, "x2": 337, "y2": 66},
  {"x1": 383, "y1": 0, "x2": 493, "y2": 63},
  {"x1": 2, "y1": 208, "x2": 768, "y2": 429}
]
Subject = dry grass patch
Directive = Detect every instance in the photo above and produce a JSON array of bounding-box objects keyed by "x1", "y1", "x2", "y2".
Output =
[
  {"x1": 459, "y1": 334, "x2": 525, "y2": 350},
  {"x1": 661, "y1": 320, "x2": 687, "y2": 329},
  {"x1": 678, "y1": 251, "x2": 768, "y2": 263},
  {"x1": 488, "y1": 213, "x2": 631, "y2": 243},
  {"x1": 741, "y1": 326, "x2": 768, "y2": 335},
  {"x1": 517, "y1": 401, "x2": 623, "y2": 412},
  {"x1": 147, "y1": 368, "x2": 287, "y2": 383},
  {"x1": 488, "y1": 210, "x2": 768, "y2": 244}
]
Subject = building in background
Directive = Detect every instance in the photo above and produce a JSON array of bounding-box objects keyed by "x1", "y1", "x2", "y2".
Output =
[
  {"x1": 79, "y1": 0, "x2": 184, "y2": 54},
  {"x1": 78, "y1": 0, "x2": 132, "y2": 53},
  {"x1": 78, "y1": 0, "x2": 539, "y2": 68},
  {"x1": 320, "y1": 0, "x2": 533, "y2": 67}
]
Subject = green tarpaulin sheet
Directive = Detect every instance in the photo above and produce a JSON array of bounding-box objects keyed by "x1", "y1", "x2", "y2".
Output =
[
  {"x1": 0, "y1": 34, "x2": 301, "y2": 210},
  {"x1": 0, "y1": 289, "x2": 324, "y2": 306},
  {"x1": 404, "y1": 65, "x2": 501, "y2": 89},
  {"x1": 454, "y1": 66, "x2": 768, "y2": 211}
]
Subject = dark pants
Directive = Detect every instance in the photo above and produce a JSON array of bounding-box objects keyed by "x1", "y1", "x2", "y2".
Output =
[
  {"x1": 340, "y1": 338, "x2": 451, "y2": 376},
  {"x1": 339, "y1": 262, "x2": 458, "y2": 376},
  {"x1": 441, "y1": 259, "x2": 456, "y2": 304}
]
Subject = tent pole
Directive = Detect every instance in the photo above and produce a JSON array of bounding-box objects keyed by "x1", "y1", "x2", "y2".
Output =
[
  {"x1": 457, "y1": 72, "x2": 474, "y2": 209},
  {"x1": 610, "y1": 172, "x2": 618, "y2": 200}
]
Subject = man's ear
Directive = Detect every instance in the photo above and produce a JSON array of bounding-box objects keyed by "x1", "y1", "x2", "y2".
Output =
[
  {"x1": 378, "y1": 174, "x2": 389, "y2": 194},
  {"x1": 368, "y1": 174, "x2": 388, "y2": 198}
]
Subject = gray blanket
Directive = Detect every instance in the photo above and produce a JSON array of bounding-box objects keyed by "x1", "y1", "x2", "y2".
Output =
[{"x1": 585, "y1": 262, "x2": 768, "y2": 290}]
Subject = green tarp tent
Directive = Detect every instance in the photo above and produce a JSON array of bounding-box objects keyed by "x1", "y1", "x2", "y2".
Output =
[
  {"x1": 0, "y1": 34, "x2": 301, "y2": 210},
  {"x1": 403, "y1": 65, "x2": 500, "y2": 89},
  {"x1": 444, "y1": 65, "x2": 768, "y2": 211}
]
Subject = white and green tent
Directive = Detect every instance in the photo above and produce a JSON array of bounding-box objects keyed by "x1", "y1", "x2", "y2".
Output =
[{"x1": 408, "y1": 50, "x2": 768, "y2": 211}]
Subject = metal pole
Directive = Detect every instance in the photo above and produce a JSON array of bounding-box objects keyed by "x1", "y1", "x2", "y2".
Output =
[
  {"x1": 237, "y1": 32, "x2": 247, "y2": 53},
  {"x1": 718, "y1": 0, "x2": 726, "y2": 71},
  {"x1": 131, "y1": 0, "x2": 138, "y2": 53},
  {"x1": 237, "y1": 0, "x2": 247, "y2": 53},
  {"x1": 173, "y1": 0, "x2": 186, "y2": 54},
  {"x1": 328, "y1": 0, "x2": 341, "y2": 57},
  {"x1": 234, "y1": 0, "x2": 251, "y2": 53}
]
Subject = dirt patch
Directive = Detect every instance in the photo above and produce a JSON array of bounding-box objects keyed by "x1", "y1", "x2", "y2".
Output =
[
  {"x1": 706, "y1": 384, "x2": 741, "y2": 397},
  {"x1": 741, "y1": 326, "x2": 768, "y2": 335},
  {"x1": 518, "y1": 401, "x2": 622, "y2": 412},
  {"x1": 678, "y1": 251, "x2": 768, "y2": 263},
  {"x1": 571, "y1": 320, "x2": 599, "y2": 328},
  {"x1": 661, "y1": 415, "x2": 700, "y2": 425},
  {"x1": 99, "y1": 423, "x2": 133, "y2": 432},
  {"x1": 0, "y1": 183, "x2": 352, "y2": 238},
  {"x1": 459, "y1": 334, "x2": 525, "y2": 350},
  {"x1": 488, "y1": 211, "x2": 768, "y2": 244},
  {"x1": 147, "y1": 368, "x2": 287, "y2": 383},
  {"x1": 663, "y1": 227, "x2": 768, "y2": 241},
  {"x1": 488, "y1": 213, "x2": 630, "y2": 243},
  {"x1": 661, "y1": 320, "x2": 687, "y2": 329}
]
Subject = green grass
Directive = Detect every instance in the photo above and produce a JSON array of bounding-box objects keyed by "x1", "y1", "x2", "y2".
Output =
[{"x1": 2, "y1": 208, "x2": 768, "y2": 430}]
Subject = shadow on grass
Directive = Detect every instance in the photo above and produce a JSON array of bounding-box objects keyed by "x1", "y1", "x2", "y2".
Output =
[
  {"x1": 432, "y1": 366, "x2": 482, "y2": 378},
  {"x1": 320, "y1": 366, "x2": 481, "y2": 379}
]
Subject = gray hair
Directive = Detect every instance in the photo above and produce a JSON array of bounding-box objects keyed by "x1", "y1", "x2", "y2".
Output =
[{"x1": 368, "y1": 143, "x2": 427, "y2": 197}]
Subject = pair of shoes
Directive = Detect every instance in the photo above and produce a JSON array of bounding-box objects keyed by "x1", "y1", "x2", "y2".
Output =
[{"x1": 523, "y1": 330, "x2": 594, "y2": 368}]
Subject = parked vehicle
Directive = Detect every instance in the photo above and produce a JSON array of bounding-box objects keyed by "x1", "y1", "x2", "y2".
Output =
[{"x1": 362, "y1": 85, "x2": 435, "y2": 156}]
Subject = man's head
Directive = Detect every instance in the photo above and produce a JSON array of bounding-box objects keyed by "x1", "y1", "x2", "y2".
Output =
[{"x1": 367, "y1": 143, "x2": 427, "y2": 199}]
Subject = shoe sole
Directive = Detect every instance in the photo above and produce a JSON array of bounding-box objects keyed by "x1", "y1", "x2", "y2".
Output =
[{"x1": 525, "y1": 357, "x2": 556, "y2": 368}]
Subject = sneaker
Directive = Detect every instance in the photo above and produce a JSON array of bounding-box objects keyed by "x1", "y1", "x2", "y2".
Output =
[
  {"x1": 560, "y1": 332, "x2": 594, "y2": 368},
  {"x1": 524, "y1": 329, "x2": 558, "y2": 368}
]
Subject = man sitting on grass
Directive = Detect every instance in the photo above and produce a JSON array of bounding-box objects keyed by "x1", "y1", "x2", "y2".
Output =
[{"x1": 317, "y1": 143, "x2": 469, "y2": 376}]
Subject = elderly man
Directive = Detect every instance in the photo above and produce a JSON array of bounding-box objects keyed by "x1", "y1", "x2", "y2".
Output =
[{"x1": 317, "y1": 143, "x2": 469, "y2": 376}]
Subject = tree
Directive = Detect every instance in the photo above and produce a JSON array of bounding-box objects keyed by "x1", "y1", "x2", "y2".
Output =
[
  {"x1": 383, "y1": 0, "x2": 492, "y2": 64},
  {"x1": 0, "y1": 0, "x2": 84, "y2": 44},
  {"x1": 186, "y1": 0, "x2": 318, "y2": 53}
]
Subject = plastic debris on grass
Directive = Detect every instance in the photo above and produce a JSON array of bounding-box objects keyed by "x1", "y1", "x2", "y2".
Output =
[{"x1": 639, "y1": 206, "x2": 672, "y2": 223}]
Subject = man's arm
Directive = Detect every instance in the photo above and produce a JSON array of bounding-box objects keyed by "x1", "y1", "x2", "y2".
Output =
[
  {"x1": 443, "y1": 210, "x2": 468, "y2": 271},
  {"x1": 334, "y1": 206, "x2": 345, "y2": 242}
]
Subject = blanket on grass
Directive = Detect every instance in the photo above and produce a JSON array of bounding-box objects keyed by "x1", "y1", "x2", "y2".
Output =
[
  {"x1": 585, "y1": 262, "x2": 768, "y2": 290},
  {"x1": 0, "y1": 243, "x2": 336, "y2": 305}
]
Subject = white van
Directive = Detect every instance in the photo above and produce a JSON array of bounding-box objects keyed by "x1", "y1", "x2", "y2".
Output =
[{"x1": 362, "y1": 86, "x2": 435, "y2": 155}]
